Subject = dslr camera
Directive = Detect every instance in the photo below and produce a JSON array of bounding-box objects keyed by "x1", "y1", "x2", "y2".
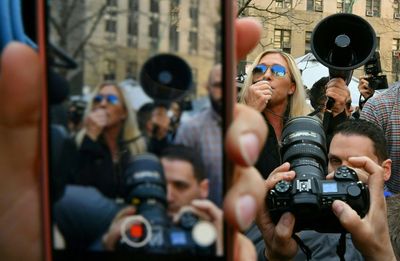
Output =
[
  {"x1": 118, "y1": 154, "x2": 216, "y2": 254},
  {"x1": 364, "y1": 51, "x2": 388, "y2": 90},
  {"x1": 267, "y1": 116, "x2": 370, "y2": 233}
]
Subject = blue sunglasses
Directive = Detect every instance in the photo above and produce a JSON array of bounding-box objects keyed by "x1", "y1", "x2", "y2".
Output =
[
  {"x1": 93, "y1": 94, "x2": 119, "y2": 105},
  {"x1": 252, "y1": 64, "x2": 287, "y2": 78}
]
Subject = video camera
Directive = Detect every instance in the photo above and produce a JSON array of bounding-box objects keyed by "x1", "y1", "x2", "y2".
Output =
[
  {"x1": 267, "y1": 116, "x2": 370, "y2": 233},
  {"x1": 364, "y1": 51, "x2": 389, "y2": 90},
  {"x1": 118, "y1": 154, "x2": 216, "y2": 254}
]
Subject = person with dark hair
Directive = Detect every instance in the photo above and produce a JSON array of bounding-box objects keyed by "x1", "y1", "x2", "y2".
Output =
[
  {"x1": 309, "y1": 76, "x2": 329, "y2": 116},
  {"x1": 102, "y1": 145, "x2": 223, "y2": 255},
  {"x1": 249, "y1": 118, "x2": 395, "y2": 260}
]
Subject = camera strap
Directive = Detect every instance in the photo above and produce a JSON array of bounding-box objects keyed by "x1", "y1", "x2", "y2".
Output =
[
  {"x1": 336, "y1": 232, "x2": 347, "y2": 261},
  {"x1": 292, "y1": 232, "x2": 348, "y2": 261},
  {"x1": 292, "y1": 234, "x2": 312, "y2": 260}
]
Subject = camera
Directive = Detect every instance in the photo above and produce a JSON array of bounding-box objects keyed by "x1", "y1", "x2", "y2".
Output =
[
  {"x1": 266, "y1": 116, "x2": 370, "y2": 233},
  {"x1": 364, "y1": 51, "x2": 388, "y2": 90},
  {"x1": 118, "y1": 153, "x2": 216, "y2": 254}
]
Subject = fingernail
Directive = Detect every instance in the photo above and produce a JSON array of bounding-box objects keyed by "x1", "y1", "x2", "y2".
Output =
[
  {"x1": 236, "y1": 194, "x2": 257, "y2": 231},
  {"x1": 239, "y1": 132, "x2": 259, "y2": 166},
  {"x1": 332, "y1": 200, "x2": 344, "y2": 216}
]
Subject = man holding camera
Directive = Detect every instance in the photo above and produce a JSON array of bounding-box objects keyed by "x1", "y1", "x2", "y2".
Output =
[
  {"x1": 102, "y1": 145, "x2": 223, "y2": 254},
  {"x1": 247, "y1": 119, "x2": 395, "y2": 260}
]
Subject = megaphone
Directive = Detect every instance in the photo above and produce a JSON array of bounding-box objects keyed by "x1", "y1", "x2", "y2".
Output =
[
  {"x1": 311, "y1": 13, "x2": 376, "y2": 88},
  {"x1": 140, "y1": 54, "x2": 193, "y2": 102}
]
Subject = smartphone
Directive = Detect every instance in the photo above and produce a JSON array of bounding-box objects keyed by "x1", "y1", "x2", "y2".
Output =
[{"x1": 41, "y1": 0, "x2": 235, "y2": 260}]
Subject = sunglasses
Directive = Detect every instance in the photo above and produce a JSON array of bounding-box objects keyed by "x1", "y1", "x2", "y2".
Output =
[
  {"x1": 93, "y1": 94, "x2": 119, "y2": 105},
  {"x1": 252, "y1": 64, "x2": 287, "y2": 78}
]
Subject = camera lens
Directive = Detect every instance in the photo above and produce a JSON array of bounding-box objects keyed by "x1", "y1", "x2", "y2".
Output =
[{"x1": 281, "y1": 116, "x2": 327, "y2": 180}]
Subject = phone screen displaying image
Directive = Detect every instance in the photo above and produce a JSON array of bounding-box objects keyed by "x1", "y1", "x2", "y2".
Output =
[{"x1": 45, "y1": 0, "x2": 231, "y2": 260}]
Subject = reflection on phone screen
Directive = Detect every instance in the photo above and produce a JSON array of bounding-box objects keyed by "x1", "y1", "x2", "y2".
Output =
[{"x1": 48, "y1": 0, "x2": 225, "y2": 258}]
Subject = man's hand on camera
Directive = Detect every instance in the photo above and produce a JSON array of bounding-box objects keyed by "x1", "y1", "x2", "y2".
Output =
[
  {"x1": 331, "y1": 156, "x2": 396, "y2": 261},
  {"x1": 102, "y1": 206, "x2": 136, "y2": 251},
  {"x1": 255, "y1": 162, "x2": 298, "y2": 261},
  {"x1": 325, "y1": 78, "x2": 350, "y2": 117}
]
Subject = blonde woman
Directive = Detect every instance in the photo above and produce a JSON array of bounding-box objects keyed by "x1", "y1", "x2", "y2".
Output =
[
  {"x1": 239, "y1": 49, "x2": 311, "y2": 178},
  {"x1": 75, "y1": 82, "x2": 146, "y2": 198}
]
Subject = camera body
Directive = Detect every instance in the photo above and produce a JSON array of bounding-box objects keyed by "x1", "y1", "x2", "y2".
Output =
[
  {"x1": 118, "y1": 154, "x2": 215, "y2": 254},
  {"x1": 266, "y1": 116, "x2": 369, "y2": 233},
  {"x1": 364, "y1": 51, "x2": 388, "y2": 90},
  {"x1": 267, "y1": 166, "x2": 369, "y2": 233}
]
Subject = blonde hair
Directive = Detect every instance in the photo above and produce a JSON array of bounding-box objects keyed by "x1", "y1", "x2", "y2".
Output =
[
  {"x1": 76, "y1": 82, "x2": 147, "y2": 155},
  {"x1": 239, "y1": 49, "x2": 311, "y2": 118}
]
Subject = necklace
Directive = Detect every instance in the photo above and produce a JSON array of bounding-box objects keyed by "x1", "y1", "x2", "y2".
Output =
[{"x1": 265, "y1": 108, "x2": 287, "y2": 120}]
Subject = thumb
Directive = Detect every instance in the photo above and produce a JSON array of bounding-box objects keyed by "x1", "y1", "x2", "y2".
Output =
[{"x1": 332, "y1": 200, "x2": 361, "y2": 233}]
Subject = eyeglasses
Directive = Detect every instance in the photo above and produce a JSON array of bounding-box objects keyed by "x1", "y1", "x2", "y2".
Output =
[
  {"x1": 93, "y1": 94, "x2": 119, "y2": 105},
  {"x1": 252, "y1": 64, "x2": 287, "y2": 78}
]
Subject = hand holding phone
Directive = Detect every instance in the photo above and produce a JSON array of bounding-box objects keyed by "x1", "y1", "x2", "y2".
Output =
[{"x1": 0, "y1": 2, "x2": 271, "y2": 261}]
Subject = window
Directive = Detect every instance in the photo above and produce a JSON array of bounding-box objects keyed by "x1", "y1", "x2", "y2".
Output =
[
  {"x1": 104, "y1": 59, "x2": 116, "y2": 81},
  {"x1": 189, "y1": 31, "x2": 198, "y2": 54},
  {"x1": 128, "y1": 0, "x2": 138, "y2": 11},
  {"x1": 105, "y1": 19, "x2": 117, "y2": 33},
  {"x1": 126, "y1": 61, "x2": 138, "y2": 79},
  {"x1": 149, "y1": 17, "x2": 159, "y2": 38},
  {"x1": 394, "y1": 0, "x2": 400, "y2": 18},
  {"x1": 337, "y1": 0, "x2": 353, "y2": 13},
  {"x1": 150, "y1": 0, "x2": 159, "y2": 13},
  {"x1": 107, "y1": 0, "x2": 117, "y2": 7},
  {"x1": 305, "y1": 31, "x2": 312, "y2": 54},
  {"x1": 376, "y1": 37, "x2": 380, "y2": 50},
  {"x1": 169, "y1": 25, "x2": 179, "y2": 52},
  {"x1": 307, "y1": 0, "x2": 323, "y2": 12},
  {"x1": 366, "y1": 0, "x2": 381, "y2": 17},
  {"x1": 190, "y1": 0, "x2": 199, "y2": 28},
  {"x1": 276, "y1": 0, "x2": 292, "y2": 8},
  {"x1": 274, "y1": 29, "x2": 291, "y2": 53},
  {"x1": 127, "y1": 13, "x2": 138, "y2": 36}
]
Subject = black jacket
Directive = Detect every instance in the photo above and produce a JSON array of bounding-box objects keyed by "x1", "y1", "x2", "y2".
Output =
[{"x1": 75, "y1": 135, "x2": 131, "y2": 199}]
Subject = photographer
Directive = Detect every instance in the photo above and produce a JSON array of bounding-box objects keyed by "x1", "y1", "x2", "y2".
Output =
[
  {"x1": 247, "y1": 119, "x2": 396, "y2": 260},
  {"x1": 101, "y1": 145, "x2": 223, "y2": 255}
]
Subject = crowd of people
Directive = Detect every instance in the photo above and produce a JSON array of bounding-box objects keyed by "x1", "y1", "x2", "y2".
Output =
[{"x1": 1, "y1": 6, "x2": 399, "y2": 261}]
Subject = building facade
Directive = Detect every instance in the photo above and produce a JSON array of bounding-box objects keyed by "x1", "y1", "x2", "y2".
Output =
[
  {"x1": 241, "y1": 0, "x2": 400, "y2": 83},
  {"x1": 50, "y1": 0, "x2": 221, "y2": 97}
]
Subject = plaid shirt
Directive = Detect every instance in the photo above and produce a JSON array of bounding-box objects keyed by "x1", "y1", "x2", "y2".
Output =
[
  {"x1": 174, "y1": 107, "x2": 222, "y2": 206},
  {"x1": 361, "y1": 82, "x2": 400, "y2": 194}
]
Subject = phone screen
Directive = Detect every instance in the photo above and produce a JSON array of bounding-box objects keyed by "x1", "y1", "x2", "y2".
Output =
[{"x1": 45, "y1": 0, "x2": 232, "y2": 260}]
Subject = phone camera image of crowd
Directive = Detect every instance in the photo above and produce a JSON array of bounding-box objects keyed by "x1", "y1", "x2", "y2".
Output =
[{"x1": 47, "y1": 0, "x2": 225, "y2": 257}]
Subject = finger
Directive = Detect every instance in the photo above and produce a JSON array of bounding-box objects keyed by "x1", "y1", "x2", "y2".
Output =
[
  {"x1": 112, "y1": 206, "x2": 136, "y2": 223},
  {"x1": 348, "y1": 156, "x2": 384, "y2": 198},
  {"x1": 191, "y1": 199, "x2": 222, "y2": 221},
  {"x1": 332, "y1": 200, "x2": 362, "y2": 236},
  {"x1": 274, "y1": 212, "x2": 296, "y2": 246},
  {"x1": 236, "y1": 18, "x2": 261, "y2": 60},
  {"x1": 234, "y1": 232, "x2": 257, "y2": 261},
  {"x1": 225, "y1": 104, "x2": 267, "y2": 166},
  {"x1": 0, "y1": 42, "x2": 41, "y2": 127},
  {"x1": 224, "y1": 166, "x2": 264, "y2": 231}
]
